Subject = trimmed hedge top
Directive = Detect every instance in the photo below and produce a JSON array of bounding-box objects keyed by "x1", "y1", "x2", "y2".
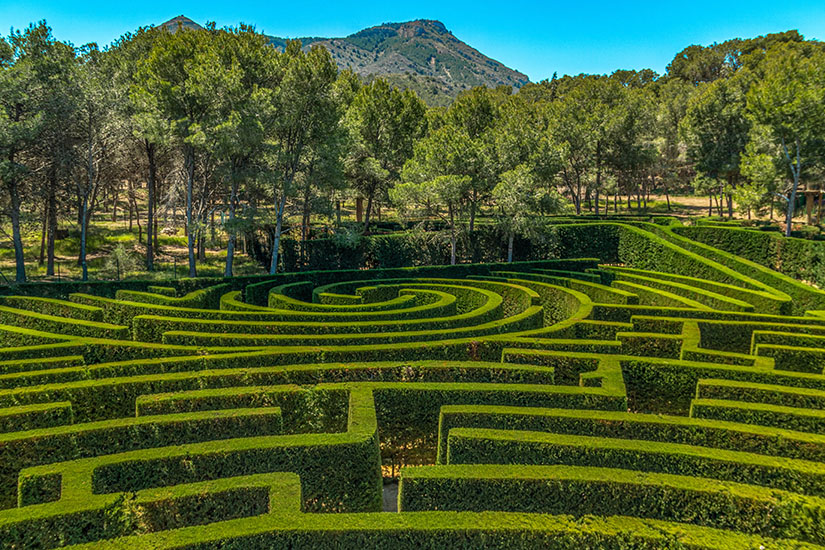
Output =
[{"x1": 0, "y1": 223, "x2": 822, "y2": 549}]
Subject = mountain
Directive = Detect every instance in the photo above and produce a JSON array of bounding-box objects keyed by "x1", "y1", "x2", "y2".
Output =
[
  {"x1": 159, "y1": 15, "x2": 202, "y2": 33},
  {"x1": 158, "y1": 16, "x2": 529, "y2": 105}
]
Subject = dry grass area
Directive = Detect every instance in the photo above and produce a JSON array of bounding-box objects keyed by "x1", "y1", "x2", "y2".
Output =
[{"x1": 651, "y1": 194, "x2": 809, "y2": 225}]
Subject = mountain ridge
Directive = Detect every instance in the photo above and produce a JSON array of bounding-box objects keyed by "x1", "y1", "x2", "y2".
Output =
[{"x1": 158, "y1": 15, "x2": 529, "y2": 105}]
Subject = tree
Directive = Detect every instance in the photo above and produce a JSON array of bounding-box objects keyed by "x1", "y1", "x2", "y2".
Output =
[
  {"x1": 492, "y1": 164, "x2": 566, "y2": 262},
  {"x1": 548, "y1": 88, "x2": 592, "y2": 214},
  {"x1": 681, "y1": 74, "x2": 751, "y2": 218},
  {"x1": 265, "y1": 41, "x2": 338, "y2": 274},
  {"x1": 666, "y1": 43, "x2": 728, "y2": 85},
  {"x1": 111, "y1": 26, "x2": 164, "y2": 271},
  {"x1": 606, "y1": 86, "x2": 657, "y2": 211},
  {"x1": 583, "y1": 76, "x2": 625, "y2": 214},
  {"x1": 391, "y1": 175, "x2": 470, "y2": 265},
  {"x1": 548, "y1": 75, "x2": 628, "y2": 215},
  {"x1": 493, "y1": 92, "x2": 561, "y2": 201},
  {"x1": 207, "y1": 27, "x2": 278, "y2": 277},
  {"x1": 443, "y1": 87, "x2": 503, "y2": 229},
  {"x1": 0, "y1": 22, "x2": 74, "y2": 283},
  {"x1": 739, "y1": 125, "x2": 781, "y2": 219},
  {"x1": 402, "y1": 125, "x2": 483, "y2": 226},
  {"x1": 746, "y1": 43, "x2": 825, "y2": 236},
  {"x1": 26, "y1": 28, "x2": 77, "y2": 278},
  {"x1": 691, "y1": 173, "x2": 719, "y2": 217},
  {"x1": 654, "y1": 78, "x2": 693, "y2": 209},
  {"x1": 345, "y1": 78, "x2": 426, "y2": 233},
  {"x1": 75, "y1": 43, "x2": 119, "y2": 281},
  {"x1": 132, "y1": 24, "x2": 233, "y2": 277}
]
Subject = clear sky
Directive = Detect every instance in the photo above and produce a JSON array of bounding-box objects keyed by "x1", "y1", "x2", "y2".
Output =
[{"x1": 1, "y1": 0, "x2": 824, "y2": 81}]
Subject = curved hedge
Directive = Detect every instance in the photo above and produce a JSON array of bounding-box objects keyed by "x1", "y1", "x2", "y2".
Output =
[{"x1": 0, "y1": 223, "x2": 821, "y2": 549}]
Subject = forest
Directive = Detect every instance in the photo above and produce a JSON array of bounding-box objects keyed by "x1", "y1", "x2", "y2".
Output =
[{"x1": 1, "y1": 21, "x2": 824, "y2": 283}]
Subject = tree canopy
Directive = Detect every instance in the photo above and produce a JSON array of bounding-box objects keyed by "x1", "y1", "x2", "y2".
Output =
[{"x1": 1, "y1": 21, "x2": 823, "y2": 281}]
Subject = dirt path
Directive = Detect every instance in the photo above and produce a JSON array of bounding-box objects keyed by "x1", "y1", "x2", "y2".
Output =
[{"x1": 382, "y1": 482, "x2": 398, "y2": 512}]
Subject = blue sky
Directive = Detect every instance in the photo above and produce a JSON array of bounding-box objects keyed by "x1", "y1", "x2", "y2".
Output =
[{"x1": 1, "y1": 0, "x2": 823, "y2": 81}]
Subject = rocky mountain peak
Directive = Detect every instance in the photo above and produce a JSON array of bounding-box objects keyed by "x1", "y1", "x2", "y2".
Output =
[
  {"x1": 157, "y1": 15, "x2": 528, "y2": 106},
  {"x1": 160, "y1": 15, "x2": 202, "y2": 32}
]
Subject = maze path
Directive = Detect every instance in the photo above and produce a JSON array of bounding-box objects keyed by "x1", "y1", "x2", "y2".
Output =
[{"x1": 0, "y1": 223, "x2": 823, "y2": 549}]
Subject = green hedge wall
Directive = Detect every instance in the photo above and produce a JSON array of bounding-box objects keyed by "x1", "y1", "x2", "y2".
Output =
[
  {"x1": 435, "y1": 405, "x2": 825, "y2": 465},
  {"x1": 691, "y1": 399, "x2": 825, "y2": 434},
  {"x1": 696, "y1": 379, "x2": 825, "y2": 409},
  {"x1": 445, "y1": 428, "x2": 825, "y2": 496},
  {"x1": 42, "y1": 512, "x2": 825, "y2": 550},
  {"x1": 675, "y1": 225, "x2": 825, "y2": 288},
  {"x1": 0, "y1": 407, "x2": 284, "y2": 509},
  {"x1": 399, "y1": 464, "x2": 825, "y2": 544}
]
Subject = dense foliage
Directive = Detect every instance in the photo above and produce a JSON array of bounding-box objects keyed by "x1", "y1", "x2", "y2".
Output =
[
  {"x1": 0, "y1": 223, "x2": 822, "y2": 547},
  {"x1": 1, "y1": 22, "x2": 825, "y2": 284}
]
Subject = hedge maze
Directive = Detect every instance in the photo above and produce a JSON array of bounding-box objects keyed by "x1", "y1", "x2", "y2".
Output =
[{"x1": 2, "y1": 222, "x2": 825, "y2": 549}]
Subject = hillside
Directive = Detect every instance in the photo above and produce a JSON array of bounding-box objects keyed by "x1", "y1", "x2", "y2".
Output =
[
  {"x1": 158, "y1": 16, "x2": 529, "y2": 105},
  {"x1": 159, "y1": 15, "x2": 203, "y2": 33}
]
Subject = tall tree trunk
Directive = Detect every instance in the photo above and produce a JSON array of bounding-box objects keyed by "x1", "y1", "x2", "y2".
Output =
[
  {"x1": 269, "y1": 191, "x2": 288, "y2": 275},
  {"x1": 111, "y1": 183, "x2": 118, "y2": 222},
  {"x1": 80, "y1": 125, "x2": 95, "y2": 282},
  {"x1": 8, "y1": 169, "x2": 26, "y2": 283},
  {"x1": 47, "y1": 178, "x2": 57, "y2": 277},
  {"x1": 10, "y1": 210, "x2": 25, "y2": 283},
  {"x1": 301, "y1": 177, "x2": 312, "y2": 266},
  {"x1": 643, "y1": 177, "x2": 649, "y2": 209},
  {"x1": 449, "y1": 206, "x2": 456, "y2": 266},
  {"x1": 225, "y1": 177, "x2": 239, "y2": 278},
  {"x1": 363, "y1": 189, "x2": 374, "y2": 233},
  {"x1": 79, "y1": 193, "x2": 89, "y2": 282},
  {"x1": 184, "y1": 145, "x2": 197, "y2": 278},
  {"x1": 39, "y1": 198, "x2": 48, "y2": 267},
  {"x1": 130, "y1": 182, "x2": 142, "y2": 245},
  {"x1": 128, "y1": 181, "x2": 133, "y2": 231},
  {"x1": 198, "y1": 221, "x2": 206, "y2": 260},
  {"x1": 783, "y1": 137, "x2": 802, "y2": 238},
  {"x1": 576, "y1": 179, "x2": 582, "y2": 215},
  {"x1": 507, "y1": 232, "x2": 514, "y2": 263},
  {"x1": 210, "y1": 211, "x2": 216, "y2": 243},
  {"x1": 41, "y1": 165, "x2": 56, "y2": 268},
  {"x1": 154, "y1": 178, "x2": 160, "y2": 252},
  {"x1": 469, "y1": 189, "x2": 477, "y2": 232},
  {"x1": 595, "y1": 142, "x2": 602, "y2": 217},
  {"x1": 145, "y1": 141, "x2": 156, "y2": 271}
]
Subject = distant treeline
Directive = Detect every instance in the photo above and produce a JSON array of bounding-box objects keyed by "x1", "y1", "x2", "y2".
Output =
[{"x1": 1, "y1": 22, "x2": 823, "y2": 282}]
